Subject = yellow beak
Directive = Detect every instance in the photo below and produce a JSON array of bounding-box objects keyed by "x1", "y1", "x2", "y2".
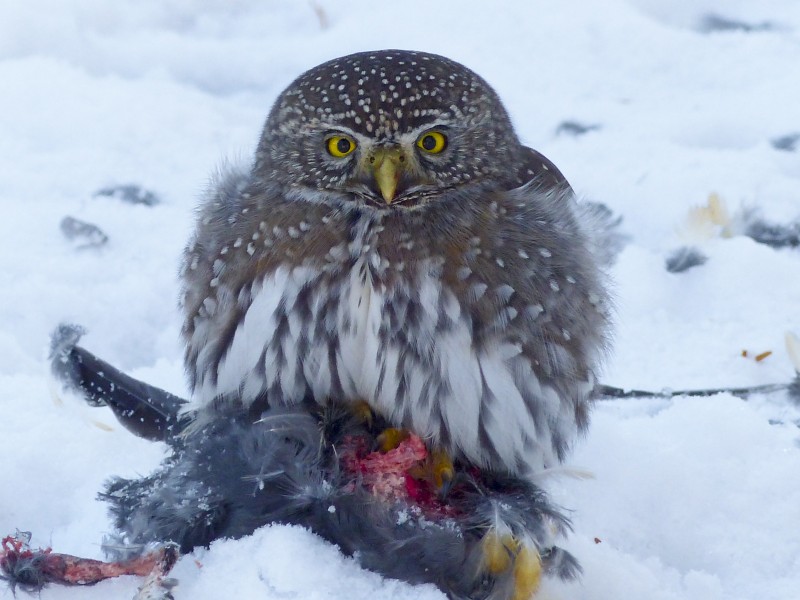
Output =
[{"x1": 371, "y1": 148, "x2": 404, "y2": 204}]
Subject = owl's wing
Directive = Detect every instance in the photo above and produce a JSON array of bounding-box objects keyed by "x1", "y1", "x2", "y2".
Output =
[
  {"x1": 519, "y1": 146, "x2": 571, "y2": 191},
  {"x1": 521, "y1": 146, "x2": 627, "y2": 267}
]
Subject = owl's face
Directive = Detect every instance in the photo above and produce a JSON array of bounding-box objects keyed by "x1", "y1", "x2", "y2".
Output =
[{"x1": 255, "y1": 50, "x2": 525, "y2": 208}]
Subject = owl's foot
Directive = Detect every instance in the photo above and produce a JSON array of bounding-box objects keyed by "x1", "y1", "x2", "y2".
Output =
[
  {"x1": 481, "y1": 531, "x2": 542, "y2": 600},
  {"x1": 350, "y1": 399, "x2": 376, "y2": 427},
  {"x1": 377, "y1": 427, "x2": 455, "y2": 496},
  {"x1": 412, "y1": 448, "x2": 455, "y2": 496},
  {"x1": 375, "y1": 426, "x2": 409, "y2": 451}
]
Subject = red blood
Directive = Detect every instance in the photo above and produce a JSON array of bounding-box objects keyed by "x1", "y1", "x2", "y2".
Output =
[
  {"x1": 338, "y1": 432, "x2": 458, "y2": 518},
  {"x1": 341, "y1": 432, "x2": 429, "y2": 503}
]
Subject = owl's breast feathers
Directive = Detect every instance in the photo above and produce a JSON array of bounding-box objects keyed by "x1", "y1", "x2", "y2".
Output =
[{"x1": 181, "y1": 169, "x2": 610, "y2": 475}]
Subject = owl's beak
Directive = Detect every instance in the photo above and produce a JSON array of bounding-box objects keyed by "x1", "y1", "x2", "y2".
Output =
[{"x1": 370, "y1": 147, "x2": 405, "y2": 204}]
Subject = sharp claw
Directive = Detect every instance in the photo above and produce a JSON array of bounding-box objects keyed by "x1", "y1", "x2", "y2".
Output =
[
  {"x1": 430, "y1": 449, "x2": 455, "y2": 498},
  {"x1": 437, "y1": 472, "x2": 454, "y2": 498}
]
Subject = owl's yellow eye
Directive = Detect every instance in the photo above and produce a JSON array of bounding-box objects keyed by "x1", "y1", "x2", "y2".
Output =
[
  {"x1": 417, "y1": 131, "x2": 447, "y2": 154},
  {"x1": 327, "y1": 135, "x2": 357, "y2": 158}
]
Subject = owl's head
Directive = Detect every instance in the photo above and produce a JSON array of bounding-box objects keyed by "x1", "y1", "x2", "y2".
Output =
[{"x1": 255, "y1": 50, "x2": 525, "y2": 208}]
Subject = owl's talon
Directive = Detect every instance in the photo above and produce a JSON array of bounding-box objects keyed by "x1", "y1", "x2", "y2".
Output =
[
  {"x1": 406, "y1": 446, "x2": 455, "y2": 497},
  {"x1": 429, "y1": 448, "x2": 455, "y2": 497},
  {"x1": 376, "y1": 427, "x2": 409, "y2": 452},
  {"x1": 481, "y1": 532, "x2": 542, "y2": 600},
  {"x1": 350, "y1": 400, "x2": 374, "y2": 427},
  {"x1": 481, "y1": 530, "x2": 515, "y2": 574},
  {"x1": 512, "y1": 543, "x2": 542, "y2": 600}
]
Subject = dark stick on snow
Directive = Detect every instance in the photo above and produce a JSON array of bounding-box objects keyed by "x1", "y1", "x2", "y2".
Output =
[{"x1": 596, "y1": 380, "x2": 793, "y2": 401}]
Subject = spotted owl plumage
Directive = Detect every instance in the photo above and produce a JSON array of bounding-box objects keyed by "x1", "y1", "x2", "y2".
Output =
[{"x1": 180, "y1": 50, "x2": 611, "y2": 477}]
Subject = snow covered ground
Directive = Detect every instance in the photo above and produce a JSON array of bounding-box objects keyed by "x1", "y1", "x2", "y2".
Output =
[{"x1": 2, "y1": 1, "x2": 800, "y2": 598}]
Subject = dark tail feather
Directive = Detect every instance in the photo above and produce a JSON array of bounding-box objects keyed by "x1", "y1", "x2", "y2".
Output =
[{"x1": 49, "y1": 324, "x2": 189, "y2": 443}]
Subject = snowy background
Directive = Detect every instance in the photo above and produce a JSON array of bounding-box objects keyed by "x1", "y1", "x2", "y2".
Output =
[{"x1": 2, "y1": 1, "x2": 800, "y2": 598}]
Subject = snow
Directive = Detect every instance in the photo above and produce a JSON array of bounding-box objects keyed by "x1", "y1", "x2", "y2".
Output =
[{"x1": 2, "y1": 1, "x2": 800, "y2": 598}]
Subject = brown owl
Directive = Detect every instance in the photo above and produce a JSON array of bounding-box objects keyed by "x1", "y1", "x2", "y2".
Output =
[{"x1": 180, "y1": 49, "x2": 611, "y2": 484}]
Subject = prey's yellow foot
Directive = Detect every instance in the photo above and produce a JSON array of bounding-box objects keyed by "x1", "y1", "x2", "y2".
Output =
[{"x1": 481, "y1": 531, "x2": 542, "y2": 600}]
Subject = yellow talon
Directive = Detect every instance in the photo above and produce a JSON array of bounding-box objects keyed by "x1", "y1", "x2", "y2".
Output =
[
  {"x1": 480, "y1": 531, "x2": 542, "y2": 600},
  {"x1": 351, "y1": 400, "x2": 374, "y2": 427},
  {"x1": 407, "y1": 446, "x2": 455, "y2": 496},
  {"x1": 482, "y1": 531, "x2": 513, "y2": 574},
  {"x1": 429, "y1": 448, "x2": 455, "y2": 494},
  {"x1": 512, "y1": 544, "x2": 542, "y2": 600},
  {"x1": 376, "y1": 427, "x2": 409, "y2": 452}
]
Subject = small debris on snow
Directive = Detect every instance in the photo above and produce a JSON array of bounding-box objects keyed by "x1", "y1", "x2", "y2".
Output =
[
  {"x1": 60, "y1": 216, "x2": 109, "y2": 249},
  {"x1": 94, "y1": 184, "x2": 161, "y2": 207},
  {"x1": 698, "y1": 14, "x2": 776, "y2": 33},
  {"x1": 741, "y1": 209, "x2": 800, "y2": 249},
  {"x1": 555, "y1": 120, "x2": 601, "y2": 137},
  {"x1": 678, "y1": 195, "x2": 800, "y2": 250},
  {"x1": 665, "y1": 246, "x2": 708, "y2": 273},
  {"x1": 771, "y1": 133, "x2": 800, "y2": 152},
  {"x1": 785, "y1": 332, "x2": 800, "y2": 372},
  {"x1": 679, "y1": 193, "x2": 732, "y2": 242}
]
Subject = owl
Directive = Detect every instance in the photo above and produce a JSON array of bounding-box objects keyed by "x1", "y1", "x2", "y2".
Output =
[{"x1": 180, "y1": 49, "x2": 611, "y2": 481}]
